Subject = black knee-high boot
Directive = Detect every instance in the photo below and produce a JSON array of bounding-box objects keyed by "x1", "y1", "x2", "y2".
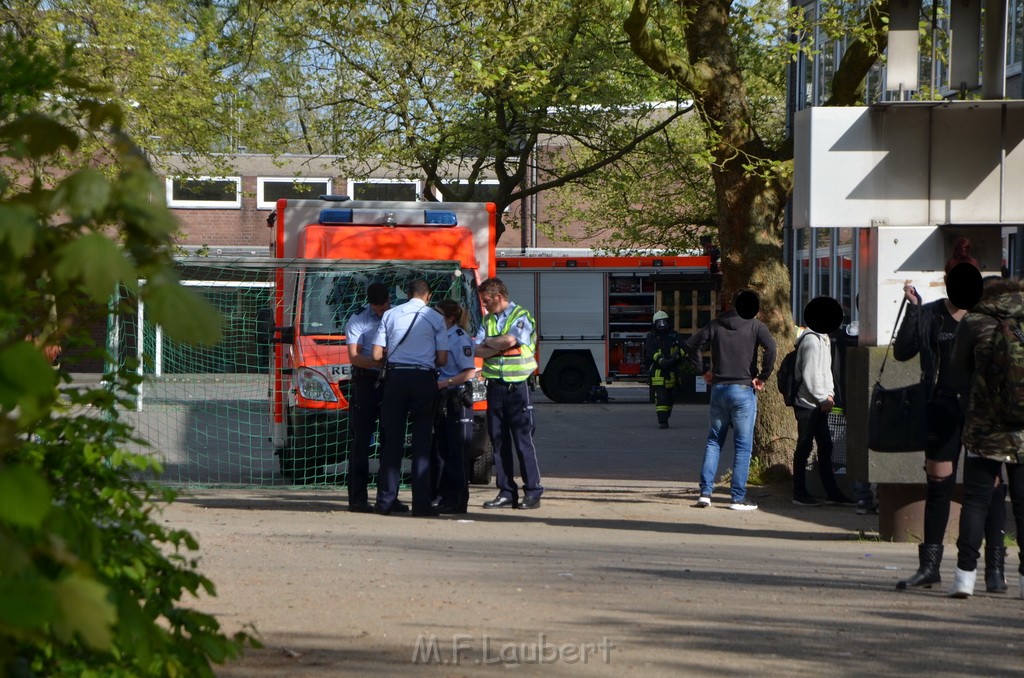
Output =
[
  {"x1": 895, "y1": 544, "x2": 944, "y2": 590},
  {"x1": 985, "y1": 483, "x2": 1008, "y2": 593}
]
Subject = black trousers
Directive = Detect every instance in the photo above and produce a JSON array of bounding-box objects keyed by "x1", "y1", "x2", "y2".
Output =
[
  {"x1": 956, "y1": 457, "x2": 1024, "y2": 573},
  {"x1": 792, "y1": 405, "x2": 842, "y2": 499},
  {"x1": 376, "y1": 369, "x2": 437, "y2": 511},
  {"x1": 348, "y1": 372, "x2": 383, "y2": 506},
  {"x1": 432, "y1": 389, "x2": 470, "y2": 507}
]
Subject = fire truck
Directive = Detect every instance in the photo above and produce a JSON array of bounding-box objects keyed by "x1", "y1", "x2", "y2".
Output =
[
  {"x1": 495, "y1": 250, "x2": 718, "y2": 403},
  {"x1": 265, "y1": 197, "x2": 496, "y2": 483}
]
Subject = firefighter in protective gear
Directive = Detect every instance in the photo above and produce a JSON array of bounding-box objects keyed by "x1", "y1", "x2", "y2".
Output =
[{"x1": 644, "y1": 310, "x2": 686, "y2": 429}]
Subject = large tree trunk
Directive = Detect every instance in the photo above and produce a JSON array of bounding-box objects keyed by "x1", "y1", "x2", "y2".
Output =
[
  {"x1": 680, "y1": 0, "x2": 799, "y2": 473},
  {"x1": 626, "y1": 0, "x2": 797, "y2": 470}
]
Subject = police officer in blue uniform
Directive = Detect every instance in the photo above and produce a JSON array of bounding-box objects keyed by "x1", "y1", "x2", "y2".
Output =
[
  {"x1": 475, "y1": 277, "x2": 544, "y2": 510},
  {"x1": 372, "y1": 279, "x2": 448, "y2": 516},
  {"x1": 431, "y1": 299, "x2": 478, "y2": 514},
  {"x1": 345, "y1": 282, "x2": 390, "y2": 513}
]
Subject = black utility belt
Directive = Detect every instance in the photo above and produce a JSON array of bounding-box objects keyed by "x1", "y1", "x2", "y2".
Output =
[
  {"x1": 486, "y1": 378, "x2": 523, "y2": 386},
  {"x1": 388, "y1": 363, "x2": 435, "y2": 371}
]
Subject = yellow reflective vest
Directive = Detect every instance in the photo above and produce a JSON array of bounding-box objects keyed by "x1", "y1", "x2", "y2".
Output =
[{"x1": 482, "y1": 304, "x2": 537, "y2": 382}]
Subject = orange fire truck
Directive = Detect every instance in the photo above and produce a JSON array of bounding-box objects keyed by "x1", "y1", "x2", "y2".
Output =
[
  {"x1": 495, "y1": 250, "x2": 717, "y2": 402},
  {"x1": 266, "y1": 197, "x2": 496, "y2": 482}
]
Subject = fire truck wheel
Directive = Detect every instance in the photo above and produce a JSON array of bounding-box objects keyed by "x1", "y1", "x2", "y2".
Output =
[
  {"x1": 279, "y1": 445, "x2": 315, "y2": 483},
  {"x1": 279, "y1": 419, "x2": 323, "y2": 484},
  {"x1": 469, "y1": 453, "x2": 493, "y2": 485},
  {"x1": 541, "y1": 353, "x2": 598, "y2": 403}
]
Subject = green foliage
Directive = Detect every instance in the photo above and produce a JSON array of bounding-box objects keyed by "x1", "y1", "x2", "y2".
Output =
[
  {"x1": 543, "y1": 112, "x2": 716, "y2": 251},
  {"x1": 248, "y1": 0, "x2": 688, "y2": 238},
  {"x1": 0, "y1": 35, "x2": 253, "y2": 675},
  {"x1": 0, "y1": 0, "x2": 271, "y2": 175}
]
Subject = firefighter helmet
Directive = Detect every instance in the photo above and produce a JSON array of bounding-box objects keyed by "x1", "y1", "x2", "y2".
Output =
[{"x1": 652, "y1": 310, "x2": 669, "y2": 322}]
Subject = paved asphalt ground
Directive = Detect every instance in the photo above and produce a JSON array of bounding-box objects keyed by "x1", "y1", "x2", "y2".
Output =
[{"x1": 161, "y1": 384, "x2": 1024, "y2": 677}]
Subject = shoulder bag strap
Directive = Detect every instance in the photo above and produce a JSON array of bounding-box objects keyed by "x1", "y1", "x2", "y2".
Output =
[
  {"x1": 389, "y1": 310, "x2": 422, "y2": 357},
  {"x1": 876, "y1": 296, "x2": 908, "y2": 383}
]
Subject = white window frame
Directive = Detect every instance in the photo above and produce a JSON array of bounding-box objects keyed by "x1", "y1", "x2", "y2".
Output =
[
  {"x1": 166, "y1": 176, "x2": 242, "y2": 209},
  {"x1": 346, "y1": 178, "x2": 421, "y2": 201},
  {"x1": 257, "y1": 177, "x2": 332, "y2": 210}
]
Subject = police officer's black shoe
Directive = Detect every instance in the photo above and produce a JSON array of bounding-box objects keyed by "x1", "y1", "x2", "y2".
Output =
[
  {"x1": 519, "y1": 495, "x2": 542, "y2": 510},
  {"x1": 482, "y1": 495, "x2": 518, "y2": 509},
  {"x1": 348, "y1": 501, "x2": 374, "y2": 513},
  {"x1": 659, "y1": 422, "x2": 669, "y2": 429},
  {"x1": 390, "y1": 500, "x2": 411, "y2": 514},
  {"x1": 412, "y1": 505, "x2": 440, "y2": 517}
]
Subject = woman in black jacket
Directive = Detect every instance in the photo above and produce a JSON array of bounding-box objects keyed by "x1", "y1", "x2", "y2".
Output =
[{"x1": 892, "y1": 239, "x2": 1007, "y2": 592}]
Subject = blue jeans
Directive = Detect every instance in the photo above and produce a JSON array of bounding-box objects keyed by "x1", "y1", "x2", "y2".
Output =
[{"x1": 699, "y1": 384, "x2": 757, "y2": 503}]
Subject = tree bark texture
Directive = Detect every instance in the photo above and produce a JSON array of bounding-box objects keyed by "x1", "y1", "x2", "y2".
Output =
[{"x1": 626, "y1": 0, "x2": 797, "y2": 470}]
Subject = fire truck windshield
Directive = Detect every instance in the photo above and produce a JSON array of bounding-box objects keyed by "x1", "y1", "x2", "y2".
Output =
[{"x1": 299, "y1": 266, "x2": 483, "y2": 336}]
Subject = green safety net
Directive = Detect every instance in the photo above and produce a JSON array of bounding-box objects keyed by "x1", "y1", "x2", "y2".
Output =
[{"x1": 112, "y1": 257, "x2": 484, "y2": 488}]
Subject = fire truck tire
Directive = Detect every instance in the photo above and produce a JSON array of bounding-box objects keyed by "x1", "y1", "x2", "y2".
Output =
[
  {"x1": 279, "y1": 417, "x2": 325, "y2": 484},
  {"x1": 541, "y1": 353, "x2": 598, "y2": 403},
  {"x1": 469, "y1": 453, "x2": 493, "y2": 485},
  {"x1": 279, "y1": 445, "x2": 317, "y2": 484}
]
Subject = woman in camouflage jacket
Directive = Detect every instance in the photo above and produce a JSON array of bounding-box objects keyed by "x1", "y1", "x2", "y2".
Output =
[{"x1": 948, "y1": 278, "x2": 1024, "y2": 599}]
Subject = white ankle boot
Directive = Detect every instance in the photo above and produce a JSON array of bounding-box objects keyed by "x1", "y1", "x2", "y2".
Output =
[{"x1": 948, "y1": 567, "x2": 976, "y2": 598}]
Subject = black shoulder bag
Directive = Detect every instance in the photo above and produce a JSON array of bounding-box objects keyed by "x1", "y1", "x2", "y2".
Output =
[{"x1": 867, "y1": 297, "x2": 929, "y2": 452}]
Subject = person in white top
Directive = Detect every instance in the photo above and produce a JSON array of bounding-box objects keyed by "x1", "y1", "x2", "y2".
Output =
[{"x1": 791, "y1": 296, "x2": 855, "y2": 507}]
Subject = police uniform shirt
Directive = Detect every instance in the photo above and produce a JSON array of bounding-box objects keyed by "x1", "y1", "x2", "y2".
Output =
[
  {"x1": 474, "y1": 302, "x2": 534, "y2": 348},
  {"x1": 345, "y1": 305, "x2": 384, "y2": 371},
  {"x1": 439, "y1": 326, "x2": 475, "y2": 382},
  {"x1": 373, "y1": 298, "x2": 448, "y2": 368}
]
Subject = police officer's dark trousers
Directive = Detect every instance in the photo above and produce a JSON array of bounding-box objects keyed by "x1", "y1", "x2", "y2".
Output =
[
  {"x1": 486, "y1": 380, "x2": 543, "y2": 501},
  {"x1": 348, "y1": 368, "x2": 383, "y2": 506},
  {"x1": 434, "y1": 388, "x2": 470, "y2": 509},
  {"x1": 376, "y1": 368, "x2": 437, "y2": 512}
]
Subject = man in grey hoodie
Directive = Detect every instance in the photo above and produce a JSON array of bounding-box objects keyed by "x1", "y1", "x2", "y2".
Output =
[
  {"x1": 791, "y1": 297, "x2": 855, "y2": 507},
  {"x1": 686, "y1": 290, "x2": 777, "y2": 511}
]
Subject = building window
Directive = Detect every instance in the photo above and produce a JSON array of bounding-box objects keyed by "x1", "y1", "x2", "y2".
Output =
[
  {"x1": 1011, "y1": 0, "x2": 1024, "y2": 73},
  {"x1": 347, "y1": 180, "x2": 419, "y2": 201},
  {"x1": 441, "y1": 180, "x2": 501, "y2": 204},
  {"x1": 257, "y1": 178, "x2": 331, "y2": 210},
  {"x1": 166, "y1": 176, "x2": 242, "y2": 209}
]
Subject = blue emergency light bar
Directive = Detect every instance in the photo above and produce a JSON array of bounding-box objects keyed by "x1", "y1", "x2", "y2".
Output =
[
  {"x1": 318, "y1": 209, "x2": 353, "y2": 224},
  {"x1": 317, "y1": 208, "x2": 459, "y2": 226},
  {"x1": 424, "y1": 210, "x2": 458, "y2": 225}
]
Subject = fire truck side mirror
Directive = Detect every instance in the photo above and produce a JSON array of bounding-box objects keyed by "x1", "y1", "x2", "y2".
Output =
[{"x1": 256, "y1": 308, "x2": 294, "y2": 345}]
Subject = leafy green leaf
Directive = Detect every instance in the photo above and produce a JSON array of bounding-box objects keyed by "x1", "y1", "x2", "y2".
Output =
[
  {"x1": 0, "y1": 342, "x2": 58, "y2": 411},
  {"x1": 53, "y1": 234, "x2": 136, "y2": 302},
  {"x1": 53, "y1": 574, "x2": 116, "y2": 650},
  {"x1": 0, "y1": 112, "x2": 79, "y2": 158},
  {"x1": 0, "y1": 577, "x2": 57, "y2": 628},
  {"x1": 0, "y1": 465, "x2": 52, "y2": 528},
  {"x1": 53, "y1": 169, "x2": 113, "y2": 223},
  {"x1": 143, "y1": 283, "x2": 223, "y2": 345},
  {"x1": 0, "y1": 204, "x2": 38, "y2": 258}
]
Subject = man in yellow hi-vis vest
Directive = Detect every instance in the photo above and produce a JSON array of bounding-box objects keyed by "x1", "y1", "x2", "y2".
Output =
[{"x1": 474, "y1": 277, "x2": 544, "y2": 510}]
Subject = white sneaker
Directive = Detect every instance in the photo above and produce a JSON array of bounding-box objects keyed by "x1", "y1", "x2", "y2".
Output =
[
  {"x1": 729, "y1": 500, "x2": 758, "y2": 511},
  {"x1": 695, "y1": 495, "x2": 711, "y2": 508},
  {"x1": 948, "y1": 567, "x2": 976, "y2": 598}
]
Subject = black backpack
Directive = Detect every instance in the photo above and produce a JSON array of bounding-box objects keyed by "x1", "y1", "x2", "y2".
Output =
[{"x1": 776, "y1": 334, "x2": 808, "y2": 407}]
